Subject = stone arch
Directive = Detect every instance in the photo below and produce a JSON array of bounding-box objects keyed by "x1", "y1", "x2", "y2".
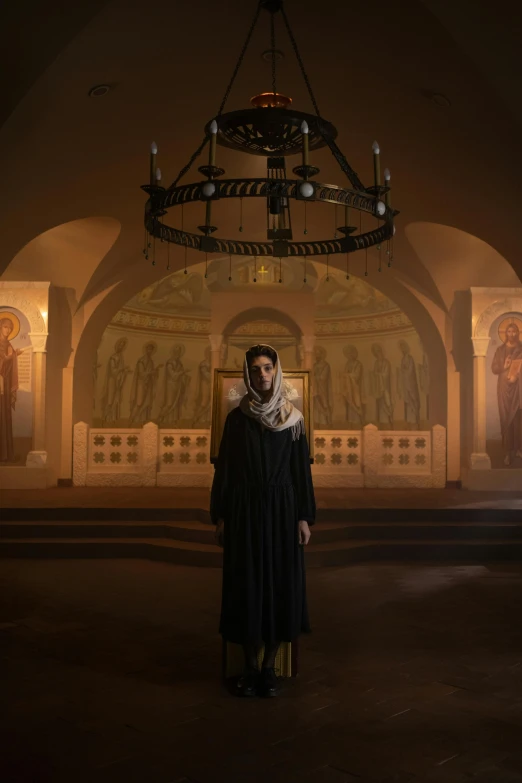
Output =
[
  {"x1": 4, "y1": 217, "x2": 121, "y2": 306},
  {"x1": 223, "y1": 307, "x2": 303, "y2": 341},
  {"x1": 220, "y1": 306, "x2": 304, "y2": 369},
  {"x1": 474, "y1": 294, "x2": 522, "y2": 339}
]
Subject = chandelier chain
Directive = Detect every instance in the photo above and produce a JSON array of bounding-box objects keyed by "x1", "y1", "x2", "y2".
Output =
[
  {"x1": 170, "y1": 135, "x2": 209, "y2": 189},
  {"x1": 216, "y1": 3, "x2": 262, "y2": 118},
  {"x1": 169, "y1": 2, "x2": 261, "y2": 189},
  {"x1": 280, "y1": 5, "x2": 320, "y2": 117},
  {"x1": 270, "y1": 12, "x2": 277, "y2": 96}
]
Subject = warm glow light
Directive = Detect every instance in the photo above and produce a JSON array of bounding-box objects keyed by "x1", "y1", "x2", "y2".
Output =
[
  {"x1": 41, "y1": 310, "x2": 48, "y2": 321},
  {"x1": 151, "y1": 142, "x2": 158, "y2": 154}
]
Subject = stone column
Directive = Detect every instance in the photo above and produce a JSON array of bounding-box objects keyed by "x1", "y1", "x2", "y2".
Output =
[
  {"x1": 60, "y1": 366, "x2": 74, "y2": 478},
  {"x1": 142, "y1": 422, "x2": 158, "y2": 487},
  {"x1": 470, "y1": 337, "x2": 491, "y2": 470},
  {"x1": 446, "y1": 356, "x2": 460, "y2": 482},
  {"x1": 300, "y1": 335, "x2": 315, "y2": 371},
  {"x1": 209, "y1": 333, "x2": 224, "y2": 374},
  {"x1": 26, "y1": 332, "x2": 49, "y2": 468},
  {"x1": 431, "y1": 424, "x2": 447, "y2": 488},
  {"x1": 362, "y1": 423, "x2": 380, "y2": 488},
  {"x1": 73, "y1": 421, "x2": 88, "y2": 486}
]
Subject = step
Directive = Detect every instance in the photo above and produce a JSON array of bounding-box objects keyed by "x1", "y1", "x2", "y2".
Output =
[
  {"x1": 2, "y1": 520, "x2": 522, "y2": 546},
  {"x1": 0, "y1": 537, "x2": 223, "y2": 568},
  {"x1": 0, "y1": 520, "x2": 214, "y2": 545},
  {"x1": 2, "y1": 506, "x2": 522, "y2": 524},
  {"x1": 2, "y1": 536, "x2": 522, "y2": 568}
]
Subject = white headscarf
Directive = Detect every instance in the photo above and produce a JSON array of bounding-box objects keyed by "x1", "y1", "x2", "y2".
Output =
[{"x1": 239, "y1": 344, "x2": 305, "y2": 440}]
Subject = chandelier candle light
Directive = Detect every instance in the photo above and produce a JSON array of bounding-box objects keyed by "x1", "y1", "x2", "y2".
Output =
[{"x1": 141, "y1": 0, "x2": 398, "y2": 276}]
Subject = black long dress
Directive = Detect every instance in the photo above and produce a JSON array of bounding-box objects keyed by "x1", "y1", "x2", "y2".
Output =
[{"x1": 210, "y1": 406, "x2": 316, "y2": 645}]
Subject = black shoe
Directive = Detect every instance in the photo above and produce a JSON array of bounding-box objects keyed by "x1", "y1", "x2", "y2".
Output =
[
  {"x1": 259, "y1": 667, "x2": 279, "y2": 698},
  {"x1": 236, "y1": 667, "x2": 259, "y2": 697}
]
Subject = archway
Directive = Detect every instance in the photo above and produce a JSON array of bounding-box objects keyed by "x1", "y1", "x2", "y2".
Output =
[{"x1": 222, "y1": 306, "x2": 303, "y2": 370}]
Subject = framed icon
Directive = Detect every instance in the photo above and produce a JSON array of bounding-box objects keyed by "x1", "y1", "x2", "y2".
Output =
[{"x1": 210, "y1": 369, "x2": 313, "y2": 462}]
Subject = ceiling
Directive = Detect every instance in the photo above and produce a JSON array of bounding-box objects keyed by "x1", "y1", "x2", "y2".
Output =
[{"x1": 0, "y1": 0, "x2": 520, "y2": 316}]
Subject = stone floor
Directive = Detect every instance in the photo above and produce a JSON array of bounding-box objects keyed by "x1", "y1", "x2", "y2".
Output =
[{"x1": 2, "y1": 559, "x2": 522, "y2": 782}]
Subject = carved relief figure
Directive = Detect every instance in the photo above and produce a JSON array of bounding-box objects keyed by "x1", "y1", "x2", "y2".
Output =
[
  {"x1": 419, "y1": 352, "x2": 430, "y2": 421},
  {"x1": 341, "y1": 344, "x2": 365, "y2": 426},
  {"x1": 129, "y1": 342, "x2": 162, "y2": 426},
  {"x1": 313, "y1": 345, "x2": 333, "y2": 427},
  {"x1": 192, "y1": 345, "x2": 212, "y2": 427},
  {"x1": 370, "y1": 343, "x2": 394, "y2": 428},
  {"x1": 92, "y1": 354, "x2": 102, "y2": 411},
  {"x1": 158, "y1": 344, "x2": 191, "y2": 427},
  {"x1": 315, "y1": 274, "x2": 394, "y2": 316},
  {"x1": 397, "y1": 340, "x2": 421, "y2": 429},
  {"x1": 135, "y1": 272, "x2": 204, "y2": 311},
  {"x1": 0, "y1": 316, "x2": 24, "y2": 462},
  {"x1": 101, "y1": 338, "x2": 131, "y2": 425},
  {"x1": 491, "y1": 321, "x2": 522, "y2": 466}
]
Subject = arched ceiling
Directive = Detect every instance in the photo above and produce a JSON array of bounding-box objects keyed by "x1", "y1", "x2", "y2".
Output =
[
  {"x1": 2, "y1": 218, "x2": 121, "y2": 303},
  {"x1": 405, "y1": 223, "x2": 520, "y2": 310},
  {"x1": 0, "y1": 0, "x2": 520, "y2": 311}
]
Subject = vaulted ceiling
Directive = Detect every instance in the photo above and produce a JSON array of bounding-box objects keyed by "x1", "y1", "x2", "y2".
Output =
[{"x1": 1, "y1": 0, "x2": 520, "y2": 314}]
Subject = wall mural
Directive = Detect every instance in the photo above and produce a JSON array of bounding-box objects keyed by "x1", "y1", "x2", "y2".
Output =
[
  {"x1": 312, "y1": 270, "x2": 428, "y2": 430},
  {"x1": 315, "y1": 274, "x2": 396, "y2": 316},
  {"x1": 126, "y1": 271, "x2": 210, "y2": 314},
  {"x1": 0, "y1": 307, "x2": 33, "y2": 463},
  {"x1": 93, "y1": 267, "x2": 429, "y2": 431},
  {"x1": 310, "y1": 337, "x2": 428, "y2": 431},
  {"x1": 487, "y1": 313, "x2": 522, "y2": 468}
]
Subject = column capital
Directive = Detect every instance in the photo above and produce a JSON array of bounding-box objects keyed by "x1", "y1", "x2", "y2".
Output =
[
  {"x1": 471, "y1": 337, "x2": 490, "y2": 357},
  {"x1": 28, "y1": 332, "x2": 48, "y2": 353},
  {"x1": 209, "y1": 333, "x2": 224, "y2": 352},
  {"x1": 301, "y1": 335, "x2": 315, "y2": 353}
]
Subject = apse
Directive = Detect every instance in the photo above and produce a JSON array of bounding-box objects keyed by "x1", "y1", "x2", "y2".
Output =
[{"x1": 92, "y1": 257, "x2": 429, "y2": 432}]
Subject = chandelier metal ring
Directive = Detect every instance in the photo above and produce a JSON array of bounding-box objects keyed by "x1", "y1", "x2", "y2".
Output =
[
  {"x1": 144, "y1": 216, "x2": 392, "y2": 258},
  {"x1": 144, "y1": 178, "x2": 394, "y2": 257}
]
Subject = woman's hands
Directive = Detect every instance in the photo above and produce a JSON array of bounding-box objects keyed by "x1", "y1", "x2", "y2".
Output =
[{"x1": 299, "y1": 520, "x2": 311, "y2": 545}]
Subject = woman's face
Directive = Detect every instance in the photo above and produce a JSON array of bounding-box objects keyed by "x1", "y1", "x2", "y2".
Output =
[{"x1": 249, "y1": 354, "x2": 275, "y2": 393}]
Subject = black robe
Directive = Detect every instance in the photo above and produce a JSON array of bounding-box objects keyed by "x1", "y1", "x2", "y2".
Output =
[{"x1": 210, "y1": 406, "x2": 316, "y2": 645}]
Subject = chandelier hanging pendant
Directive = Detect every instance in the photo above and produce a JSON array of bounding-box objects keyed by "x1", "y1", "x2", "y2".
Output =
[{"x1": 141, "y1": 0, "x2": 398, "y2": 272}]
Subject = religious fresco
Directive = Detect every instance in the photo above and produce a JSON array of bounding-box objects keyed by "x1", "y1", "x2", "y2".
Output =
[
  {"x1": 486, "y1": 313, "x2": 522, "y2": 468},
  {"x1": 94, "y1": 332, "x2": 210, "y2": 428},
  {"x1": 126, "y1": 270, "x2": 211, "y2": 314},
  {"x1": 94, "y1": 266, "x2": 212, "y2": 428},
  {"x1": 312, "y1": 335, "x2": 428, "y2": 430},
  {"x1": 94, "y1": 267, "x2": 428, "y2": 431},
  {"x1": 315, "y1": 274, "x2": 396, "y2": 317},
  {"x1": 312, "y1": 272, "x2": 428, "y2": 430},
  {"x1": 0, "y1": 307, "x2": 33, "y2": 463}
]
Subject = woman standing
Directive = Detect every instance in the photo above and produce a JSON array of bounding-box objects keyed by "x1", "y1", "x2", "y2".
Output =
[{"x1": 211, "y1": 344, "x2": 315, "y2": 697}]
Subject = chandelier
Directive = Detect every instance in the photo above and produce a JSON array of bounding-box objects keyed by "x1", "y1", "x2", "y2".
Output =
[{"x1": 141, "y1": 0, "x2": 398, "y2": 281}]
